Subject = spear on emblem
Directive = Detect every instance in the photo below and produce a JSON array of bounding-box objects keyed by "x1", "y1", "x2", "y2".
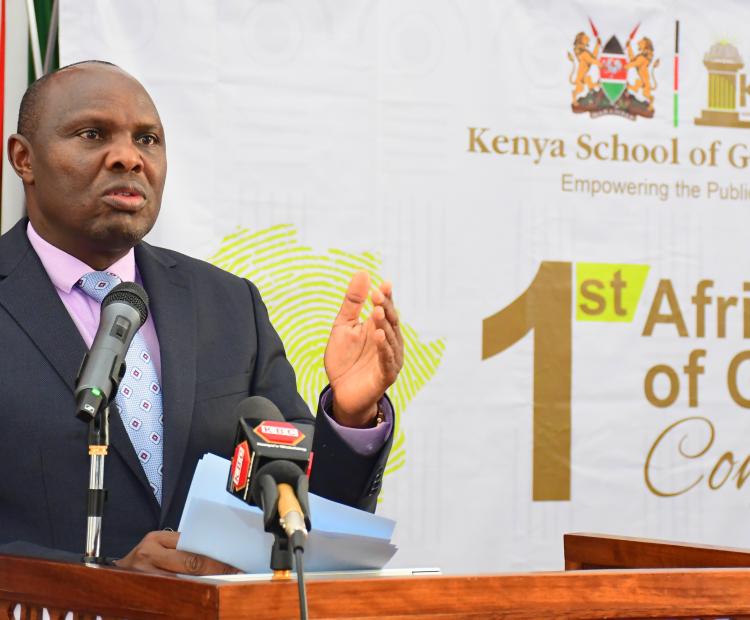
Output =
[
  {"x1": 625, "y1": 22, "x2": 641, "y2": 63},
  {"x1": 588, "y1": 17, "x2": 602, "y2": 46},
  {"x1": 627, "y1": 22, "x2": 641, "y2": 45}
]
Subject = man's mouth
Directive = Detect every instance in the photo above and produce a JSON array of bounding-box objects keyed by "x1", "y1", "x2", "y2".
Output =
[{"x1": 102, "y1": 187, "x2": 146, "y2": 211}]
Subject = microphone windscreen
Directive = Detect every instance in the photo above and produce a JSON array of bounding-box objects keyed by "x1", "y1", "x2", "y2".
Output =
[
  {"x1": 250, "y1": 460, "x2": 306, "y2": 507},
  {"x1": 102, "y1": 282, "x2": 149, "y2": 325},
  {"x1": 233, "y1": 395, "x2": 285, "y2": 422}
]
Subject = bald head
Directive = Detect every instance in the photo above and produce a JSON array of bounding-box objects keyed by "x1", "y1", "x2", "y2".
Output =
[{"x1": 17, "y1": 60, "x2": 124, "y2": 139}]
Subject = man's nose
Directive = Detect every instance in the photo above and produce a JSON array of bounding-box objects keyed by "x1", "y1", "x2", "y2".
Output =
[{"x1": 105, "y1": 135, "x2": 143, "y2": 173}]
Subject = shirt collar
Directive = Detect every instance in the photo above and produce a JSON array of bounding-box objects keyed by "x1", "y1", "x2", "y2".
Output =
[{"x1": 26, "y1": 221, "x2": 136, "y2": 293}]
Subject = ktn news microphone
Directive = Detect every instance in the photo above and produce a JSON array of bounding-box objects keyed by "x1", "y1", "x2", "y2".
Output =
[
  {"x1": 75, "y1": 282, "x2": 150, "y2": 422},
  {"x1": 226, "y1": 396, "x2": 312, "y2": 554}
]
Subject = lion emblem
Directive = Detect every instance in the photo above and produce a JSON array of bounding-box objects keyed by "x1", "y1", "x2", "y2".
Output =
[
  {"x1": 626, "y1": 36, "x2": 660, "y2": 110},
  {"x1": 568, "y1": 31, "x2": 601, "y2": 104}
]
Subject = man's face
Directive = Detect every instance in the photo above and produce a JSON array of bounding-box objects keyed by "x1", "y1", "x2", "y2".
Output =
[{"x1": 22, "y1": 65, "x2": 167, "y2": 264}]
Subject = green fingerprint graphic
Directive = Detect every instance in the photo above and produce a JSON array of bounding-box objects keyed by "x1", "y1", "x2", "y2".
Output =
[{"x1": 209, "y1": 224, "x2": 445, "y2": 476}]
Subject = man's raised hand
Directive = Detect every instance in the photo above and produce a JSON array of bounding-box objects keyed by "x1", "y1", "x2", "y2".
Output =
[{"x1": 324, "y1": 271, "x2": 404, "y2": 428}]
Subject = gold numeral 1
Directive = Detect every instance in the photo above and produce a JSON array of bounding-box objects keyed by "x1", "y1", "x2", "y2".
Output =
[{"x1": 482, "y1": 261, "x2": 572, "y2": 501}]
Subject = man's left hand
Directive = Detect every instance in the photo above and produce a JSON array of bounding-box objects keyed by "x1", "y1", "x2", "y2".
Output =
[{"x1": 325, "y1": 271, "x2": 404, "y2": 428}]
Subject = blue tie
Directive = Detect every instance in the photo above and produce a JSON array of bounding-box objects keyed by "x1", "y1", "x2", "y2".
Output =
[{"x1": 77, "y1": 271, "x2": 164, "y2": 504}]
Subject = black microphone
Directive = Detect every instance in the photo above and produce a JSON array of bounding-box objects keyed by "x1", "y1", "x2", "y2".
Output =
[
  {"x1": 227, "y1": 396, "x2": 312, "y2": 550},
  {"x1": 75, "y1": 282, "x2": 149, "y2": 422},
  {"x1": 229, "y1": 397, "x2": 313, "y2": 617}
]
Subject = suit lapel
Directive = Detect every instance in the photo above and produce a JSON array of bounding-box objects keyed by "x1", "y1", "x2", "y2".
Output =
[
  {"x1": 0, "y1": 221, "x2": 87, "y2": 396},
  {"x1": 135, "y1": 243, "x2": 197, "y2": 521}
]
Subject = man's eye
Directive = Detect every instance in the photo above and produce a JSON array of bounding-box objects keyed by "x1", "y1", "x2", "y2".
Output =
[
  {"x1": 78, "y1": 129, "x2": 101, "y2": 140},
  {"x1": 137, "y1": 134, "x2": 160, "y2": 146}
]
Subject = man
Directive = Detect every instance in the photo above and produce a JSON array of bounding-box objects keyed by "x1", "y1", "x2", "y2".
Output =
[{"x1": 1, "y1": 61, "x2": 403, "y2": 575}]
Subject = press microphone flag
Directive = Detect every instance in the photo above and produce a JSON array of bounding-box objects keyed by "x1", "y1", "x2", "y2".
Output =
[
  {"x1": 228, "y1": 397, "x2": 312, "y2": 497},
  {"x1": 75, "y1": 282, "x2": 149, "y2": 422},
  {"x1": 227, "y1": 396, "x2": 312, "y2": 540}
]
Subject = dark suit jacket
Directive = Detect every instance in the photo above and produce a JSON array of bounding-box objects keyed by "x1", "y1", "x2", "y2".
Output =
[{"x1": 0, "y1": 219, "x2": 390, "y2": 559}]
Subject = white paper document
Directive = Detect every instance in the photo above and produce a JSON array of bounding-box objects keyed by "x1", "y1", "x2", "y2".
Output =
[{"x1": 177, "y1": 454, "x2": 398, "y2": 574}]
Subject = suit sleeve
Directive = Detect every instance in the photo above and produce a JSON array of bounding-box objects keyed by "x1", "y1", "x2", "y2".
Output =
[{"x1": 245, "y1": 281, "x2": 392, "y2": 512}]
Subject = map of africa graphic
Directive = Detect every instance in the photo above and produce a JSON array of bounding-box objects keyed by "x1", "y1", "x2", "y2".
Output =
[{"x1": 209, "y1": 225, "x2": 445, "y2": 477}]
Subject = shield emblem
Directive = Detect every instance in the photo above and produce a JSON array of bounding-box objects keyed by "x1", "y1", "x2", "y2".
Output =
[{"x1": 599, "y1": 35, "x2": 627, "y2": 104}]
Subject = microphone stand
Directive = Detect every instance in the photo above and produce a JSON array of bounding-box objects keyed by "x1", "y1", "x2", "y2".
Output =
[
  {"x1": 82, "y1": 403, "x2": 110, "y2": 564},
  {"x1": 76, "y1": 367, "x2": 123, "y2": 565},
  {"x1": 255, "y1": 471, "x2": 311, "y2": 619},
  {"x1": 270, "y1": 532, "x2": 294, "y2": 577}
]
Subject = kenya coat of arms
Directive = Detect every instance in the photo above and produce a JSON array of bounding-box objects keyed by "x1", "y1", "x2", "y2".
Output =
[{"x1": 568, "y1": 19, "x2": 660, "y2": 120}]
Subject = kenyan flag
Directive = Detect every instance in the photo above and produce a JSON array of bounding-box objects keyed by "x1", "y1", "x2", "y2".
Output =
[{"x1": 599, "y1": 35, "x2": 627, "y2": 104}]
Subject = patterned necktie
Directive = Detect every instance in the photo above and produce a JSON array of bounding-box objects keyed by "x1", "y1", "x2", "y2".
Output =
[{"x1": 77, "y1": 271, "x2": 164, "y2": 504}]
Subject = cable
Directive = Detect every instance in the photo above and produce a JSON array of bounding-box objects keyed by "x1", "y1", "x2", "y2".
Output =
[{"x1": 295, "y1": 547, "x2": 309, "y2": 620}]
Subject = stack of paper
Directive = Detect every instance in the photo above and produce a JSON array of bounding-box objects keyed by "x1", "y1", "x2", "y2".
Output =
[{"x1": 177, "y1": 454, "x2": 398, "y2": 574}]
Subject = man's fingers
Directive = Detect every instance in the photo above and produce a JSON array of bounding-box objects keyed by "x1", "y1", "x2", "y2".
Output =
[
  {"x1": 118, "y1": 530, "x2": 240, "y2": 576},
  {"x1": 373, "y1": 318, "x2": 402, "y2": 378},
  {"x1": 373, "y1": 280, "x2": 400, "y2": 333},
  {"x1": 374, "y1": 310, "x2": 400, "y2": 359},
  {"x1": 375, "y1": 329, "x2": 398, "y2": 380},
  {"x1": 335, "y1": 270, "x2": 370, "y2": 323},
  {"x1": 172, "y1": 550, "x2": 240, "y2": 576},
  {"x1": 379, "y1": 294, "x2": 400, "y2": 334},
  {"x1": 379, "y1": 280, "x2": 393, "y2": 300},
  {"x1": 372, "y1": 298, "x2": 403, "y2": 366},
  {"x1": 149, "y1": 546, "x2": 238, "y2": 575},
  {"x1": 337, "y1": 274, "x2": 398, "y2": 329},
  {"x1": 150, "y1": 530, "x2": 180, "y2": 548},
  {"x1": 371, "y1": 285, "x2": 384, "y2": 306}
]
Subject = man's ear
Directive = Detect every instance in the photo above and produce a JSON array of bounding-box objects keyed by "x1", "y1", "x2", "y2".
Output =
[{"x1": 7, "y1": 134, "x2": 34, "y2": 184}]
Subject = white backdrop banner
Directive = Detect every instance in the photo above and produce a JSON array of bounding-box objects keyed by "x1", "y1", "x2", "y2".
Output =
[{"x1": 58, "y1": 0, "x2": 750, "y2": 573}]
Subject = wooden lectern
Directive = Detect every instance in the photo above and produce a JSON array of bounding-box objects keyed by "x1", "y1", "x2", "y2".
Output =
[{"x1": 5, "y1": 534, "x2": 750, "y2": 618}]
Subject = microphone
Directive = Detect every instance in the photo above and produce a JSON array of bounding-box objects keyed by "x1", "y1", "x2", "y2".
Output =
[
  {"x1": 253, "y1": 460, "x2": 309, "y2": 549},
  {"x1": 229, "y1": 397, "x2": 313, "y2": 617},
  {"x1": 75, "y1": 282, "x2": 149, "y2": 422},
  {"x1": 227, "y1": 396, "x2": 312, "y2": 549}
]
